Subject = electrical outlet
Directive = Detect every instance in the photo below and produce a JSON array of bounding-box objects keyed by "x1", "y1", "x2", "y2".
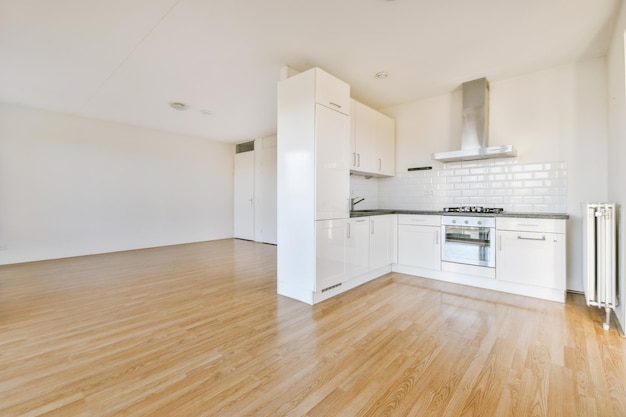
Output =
[{"x1": 0, "y1": 244, "x2": 8, "y2": 250}]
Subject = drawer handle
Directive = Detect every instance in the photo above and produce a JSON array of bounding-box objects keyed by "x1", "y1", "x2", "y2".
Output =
[
  {"x1": 517, "y1": 224, "x2": 540, "y2": 227},
  {"x1": 517, "y1": 234, "x2": 545, "y2": 241},
  {"x1": 329, "y1": 102, "x2": 342, "y2": 109}
]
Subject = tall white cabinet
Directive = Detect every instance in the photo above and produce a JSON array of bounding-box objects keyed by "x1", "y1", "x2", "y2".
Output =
[{"x1": 277, "y1": 68, "x2": 351, "y2": 304}]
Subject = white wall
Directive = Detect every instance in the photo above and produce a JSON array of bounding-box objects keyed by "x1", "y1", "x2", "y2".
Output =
[
  {"x1": 0, "y1": 103, "x2": 234, "y2": 265},
  {"x1": 607, "y1": 2, "x2": 626, "y2": 333},
  {"x1": 380, "y1": 58, "x2": 609, "y2": 292}
]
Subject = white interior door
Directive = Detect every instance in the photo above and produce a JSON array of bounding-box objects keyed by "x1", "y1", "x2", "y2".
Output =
[
  {"x1": 234, "y1": 151, "x2": 255, "y2": 240},
  {"x1": 255, "y1": 136, "x2": 277, "y2": 244}
]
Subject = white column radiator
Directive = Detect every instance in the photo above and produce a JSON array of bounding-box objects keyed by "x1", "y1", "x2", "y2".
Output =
[{"x1": 583, "y1": 203, "x2": 618, "y2": 330}]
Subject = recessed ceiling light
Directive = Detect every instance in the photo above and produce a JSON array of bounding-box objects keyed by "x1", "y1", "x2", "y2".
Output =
[
  {"x1": 169, "y1": 102, "x2": 188, "y2": 111},
  {"x1": 375, "y1": 72, "x2": 389, "y2": 79}
]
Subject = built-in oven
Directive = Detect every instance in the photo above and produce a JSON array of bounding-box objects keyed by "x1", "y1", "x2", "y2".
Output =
[{"x1": 441, "y1": 216, "x2": 495, "y2": 268}]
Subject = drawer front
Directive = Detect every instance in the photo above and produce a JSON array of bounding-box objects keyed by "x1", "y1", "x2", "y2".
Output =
[
  {"x1": 496, "y1": 217, "x2": 566, "y2": 234},
  {"x1": 398, "y1": 214, "x2": 440, "y2": 227}
]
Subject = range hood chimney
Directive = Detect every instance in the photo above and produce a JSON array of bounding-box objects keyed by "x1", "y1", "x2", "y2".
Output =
[{"x1": 431, "y1": 78, "x2": 517, "y2": 163}]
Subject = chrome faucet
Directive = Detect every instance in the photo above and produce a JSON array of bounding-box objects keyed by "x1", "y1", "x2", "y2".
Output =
[{"x1": 350, "y1": 197, "x2": 365, "y2": 211}]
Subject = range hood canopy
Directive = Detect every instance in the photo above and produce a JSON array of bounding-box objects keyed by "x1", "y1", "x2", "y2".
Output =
[{"x1": 431, "y1": 78, "x2": 517, "y2": 163}]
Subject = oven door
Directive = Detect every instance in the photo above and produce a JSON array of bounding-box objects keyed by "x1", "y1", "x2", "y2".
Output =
[{"x1": 441, "y1": 224, "x2": 495, "y2": 267}]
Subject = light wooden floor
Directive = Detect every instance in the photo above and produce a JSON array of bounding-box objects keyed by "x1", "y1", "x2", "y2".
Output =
[{"x1": 0, "y1": 239, "x2": 625, "y2": 417}]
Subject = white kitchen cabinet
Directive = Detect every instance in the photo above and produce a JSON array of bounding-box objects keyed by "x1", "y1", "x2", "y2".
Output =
[
  {"x1": 315, "y1": 104, "x2": 350, "y2": 220},
  {"x1": 350, "y1": 100, "x2": 377, "y2": 172},
  {"x1": 370, "y1": 215, "x2": 396, "y2": 270},
  {"x1": 375, "y1": 112, "x2": 395, "y2": 176},
  {"x1": 316, "y1": 219, "x2": 349, "y2": 290},
  {"x1": 350, "y1": 99, "x2": 396, "y2": 177},
  {"x1": 314, "y1": 69, "x2": 350, "y2": 115},
  {"x1": 347, "y1": 218, "x2": 370, "y2": 278},
  {"x1": 277, "y1": 67, "x2": 351, "y2": 304},
  {"x1": 496, "y1": 218, "x2": 566, "y2": 290},
  {"x1": 397, "y1": 215, "x2": 441, "y2": 270}
]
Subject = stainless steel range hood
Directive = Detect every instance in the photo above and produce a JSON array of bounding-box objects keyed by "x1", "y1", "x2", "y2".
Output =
[{"x1": 431, "y1": 78, "x2": 517, "y2": 163}]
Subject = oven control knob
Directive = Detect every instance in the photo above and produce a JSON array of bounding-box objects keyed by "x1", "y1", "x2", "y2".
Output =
[
  {"x1": 478, "y1": 221, "x2": 482, "y2": 225},
  {"x1": 452, "y1": 220, "x2": 456, "y2": 224},
  {"x1": 464, "y1": 220, "x2": 469, "y2": 224}
]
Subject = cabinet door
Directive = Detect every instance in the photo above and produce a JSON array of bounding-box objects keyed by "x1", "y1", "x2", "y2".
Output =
[
  {"x1": 496, "y1": 230, "x2": 566, "y2": 290},
  {"x1": 370, "y1": 215, "x2": 394, "y2": 270},
  {"x1": 397, "y1": 225, "x2": 441, "y2": 270},
  {"x1": 375, "y1": 112, "x2": 395, "y2": 176},
  {"x1": 316, "y1": 219, "x2": 348, "y2": 291},
  {"x1": 352, "y1": 101, "x2": 377, "y2": 172},
  {"x1": 315, "y1": 68, "x2": 350, "y2": 115},
  {"x1": 348, "y1": 218, "x2": 370, "y2": 278},
  {"x1": 315, "y1": 104, "x2": 350, "y2": 220}
]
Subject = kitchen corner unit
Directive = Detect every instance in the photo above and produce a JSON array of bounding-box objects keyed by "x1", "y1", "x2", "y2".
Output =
[{"x1": 277, "y1": 68, "x2": 397, "y2": 304}]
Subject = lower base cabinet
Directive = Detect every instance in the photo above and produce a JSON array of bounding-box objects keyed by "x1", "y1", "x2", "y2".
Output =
[
  {"x1": 347, "y1": 215, "x2": 395, "y2": 278},
  {"x1": 347, "y1": 218, "x2": 370, "y2": 278},
  {"x1": 496, "y1": 230, "x2": 566, "y2": 289},
  {"x1": 495, "y1": 218, "x2": 566, "y2": 290},
  {"x1": 316, "y1": 219, "x2": 348, "y2": 291},
  {"x1": 397, "y1": 215, "x2": 441, "y2": 270},
  {"x1": 370, "y1": 215, "x2": 395, "y2": 269}
]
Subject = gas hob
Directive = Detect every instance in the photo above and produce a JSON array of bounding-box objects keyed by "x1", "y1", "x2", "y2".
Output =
[{"x1": 443, "y1": 206, "x2": 504, "y2": 214}]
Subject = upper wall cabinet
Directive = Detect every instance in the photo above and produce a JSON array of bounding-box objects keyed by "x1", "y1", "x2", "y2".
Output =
[
  {"x1": 350, "y1": 99, "x2": 395, "y2": 177},
  {"x1": 313, "y1": 69, "x2": 350, "y2": 115}
]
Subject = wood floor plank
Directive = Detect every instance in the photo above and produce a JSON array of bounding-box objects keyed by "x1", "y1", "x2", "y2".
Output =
[{"x1": 0, "y1": 239, "x2": 625, "y2": 416}]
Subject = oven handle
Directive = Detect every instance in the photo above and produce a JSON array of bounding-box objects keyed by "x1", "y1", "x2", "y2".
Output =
[{"x1": 517, "y1": 233, "x2": 546, "y2": 241}]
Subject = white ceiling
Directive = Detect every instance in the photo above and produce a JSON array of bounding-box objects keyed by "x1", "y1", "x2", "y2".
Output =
[{"x1": 0, "y1": 0, "x2": 621, "y2": 143}]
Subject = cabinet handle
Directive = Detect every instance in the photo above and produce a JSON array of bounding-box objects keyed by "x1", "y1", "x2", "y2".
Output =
[
  {"x1": 347, "y1": 223, "x2": 351, "y2": 238},
  {"x1": 352, "y1": 152, "x2": 357, "y2": 166},
  {"x1": 435, "y1": 231, "x2": 439, "y2": 245},
  {"x1": 498, "y1": 235, "x2": 502, "y2": 251},
  {"x1": 357, "y1": 153, "x2": 360, "y2": 167},
  {"x1": 370, "y1": 220, "x2": 375, "y2": 235},
  {"x1": 517, "y1": 224, "x2": 540, "y2": 228},
  {"x1": 378, "y1": 158, "x2": 382, "y2": 171},
  {"x1": 329, "y1": 102, "x2": 342, "y2": 109},
  {"x1": 517, "y1": 234, "x2": 546, "y2": 241}
]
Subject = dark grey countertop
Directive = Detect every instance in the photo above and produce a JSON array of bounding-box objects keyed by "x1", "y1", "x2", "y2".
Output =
[{"x1": 350, "y1": 209, "x2": 569, "y2": 220}]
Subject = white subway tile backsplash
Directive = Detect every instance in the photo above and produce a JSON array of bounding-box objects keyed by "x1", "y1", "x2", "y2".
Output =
[
  {"x1": 513, "y1": 172, "x2": 533, "y2": 180},
  {"x1": 361, "y1": 159, "x2": 568, "y2": 213},
  {"x1": 523, "y1": 163, "x2": 544, "y2": 171},
  {"x1": 470, "y1": 167, "x2": 488, "y2": 174},
  {"x1": 523, "y1": 180, "x2": 543, "y2": 188}
]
